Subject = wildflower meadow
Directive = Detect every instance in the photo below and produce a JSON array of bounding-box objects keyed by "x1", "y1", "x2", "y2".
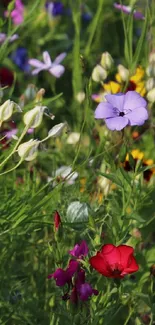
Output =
[{"x1": 1, "y1": 0, "x2": 155, "y2": 324}]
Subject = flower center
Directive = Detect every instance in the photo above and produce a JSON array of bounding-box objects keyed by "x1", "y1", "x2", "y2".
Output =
[{"x1": 119, "y1": 112, "x2": 125, "y2": 117}]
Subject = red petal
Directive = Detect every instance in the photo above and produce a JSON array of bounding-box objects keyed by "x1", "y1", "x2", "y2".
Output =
[
  {"x1": 121, "y1": 256, "x2": 139, "y2": 276},
  {"x1": 89, "y1": 253, "x2": 111, "y2": 277},
  {"x1": 118, "y1": 245, "x2": 134, "y2": 268},
  {"x1": 101, "y1": 244, "x2": 121, "y2": 265}
]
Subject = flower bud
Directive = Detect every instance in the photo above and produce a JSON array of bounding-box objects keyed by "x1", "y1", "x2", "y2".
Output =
[
  {"x1": 92, "y1": 65, "x2": 107, "y2": 82},
  {"x1": 67, "y1": 132, "x2": 80, "y2": 144},
  {"x1": 17, "y1": 139, "x2": 39, "y2": 161},
  {"x1": 147, "y1": 88, "x2": 155, "y2": 103},
  {"x1": 76, "y1": 91, "x2": 85, "y2": 103},
  {"x1": 117, "y1": 64, "x2": 129, "y2": 82},
  {"x1": 100, "y1": 52, "x2": 113, "y2": 70},
  {"x1": 54, "y1": 211, "x2": 61, "y2": 232},
  {"x1": 146, "y1": 78, "x2": 155, "y2": 91},
  {"x1": 0, "y1": 100, "x2": 14, "y2": 126},
  {"x1": 23, "y1": 105, "x2": 46, "y2": 128}
]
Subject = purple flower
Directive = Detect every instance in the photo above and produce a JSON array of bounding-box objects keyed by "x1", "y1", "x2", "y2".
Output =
[
  {"x1": 28, "y1": 51, "x2": 66, "y2": 78},
  {"x1": 0, "y1": 33, "x2": 19, "y2": 44},
  {"x1": 114, "y1": 3, "x2": 144, "y2": 20},
  {"x1": 5, "y1": 0, "x2": 24, "y2": 25},
  {"x1": 70, "y1": 269, "x2": 98, "y2": 302},
  {"x1": 95, "y1": 91, "x2": 148, "y2": 131},
  {"x1": 69, "y1": 241, "x2": 89, "y2": 259},
  {"x1": 45, "y1": 1, "x2": 64, "y2": 16},
  {"x1": 48, "y1": 259, "x2": 79, "y2": 286}
]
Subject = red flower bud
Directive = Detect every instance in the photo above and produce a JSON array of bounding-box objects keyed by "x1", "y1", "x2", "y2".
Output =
[{"x1": 54, "y1": 211, "x2": 61, "y2": 231}]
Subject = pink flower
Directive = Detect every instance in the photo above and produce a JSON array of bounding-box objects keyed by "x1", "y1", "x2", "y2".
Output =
[
  {"x1": 69, "y1": 241, "x2": 89, "y2": 259},
  {"x1": 5, "y1": 0, "x2": 24, "y2": 25},
  {"x1": 114, "y1": 3, "x2": 144, "y2": 20}
]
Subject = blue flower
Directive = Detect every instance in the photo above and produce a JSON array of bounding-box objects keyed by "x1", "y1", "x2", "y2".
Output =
[
  {"x1": 11, "y1": 47, "x2": 30, "y2": 72},
  {"x1": 45, "y1": 1, "x2": 64, "y2": 17}
]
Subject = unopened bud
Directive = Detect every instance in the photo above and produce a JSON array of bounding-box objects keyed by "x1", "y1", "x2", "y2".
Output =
[
  {"x1": 146, "y1": 78, "x2": 155, "y2": 91},
  {"x1": 100, "y1": 52, "x2": 113, "y2": 70},
  {"x1": 36, "y1": 88, "x2": 45, "y2": 102},
  {"x1": 92, "y1": 65, "x2": 107, "y2": 82},
  {"x1": 17, "y1": 139, "x2": 39, "y2": 161},
  {"x1": 76, "y1": 91, "x2": 85, "y2": 103},
  {"x1": 118, "y1": 64, "x2": 129, "y2": 82},
  {"x1": 23, "y1": 106, "x2": 46, "y2": 128},
  {"x1": 67, "y1": 132, "x2": 80, "y2": 144},
  {"x1": 147, "y1": 88, "x2": 155, "y2": 103},
  {"x1": 54, "y1": 211, "x2": 61, "y2": 231},
  {"x1": 0, "y1": 100, "x2": 14, "y2": 126}
]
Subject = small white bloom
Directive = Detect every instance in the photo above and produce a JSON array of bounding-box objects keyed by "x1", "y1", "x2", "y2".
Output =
[
  {"x1": 67, "y1": 132, "x2": 80, "y2": 144},
  {"x1": 100, "y1": 52, "x2": 113, "y2": 70},
  {"x1": 147, "y1": 88, "x2": 155, "y2": 103},
  {"x1": 48, "y1": 122, "x2": 67, "y2": 138},
  {"x1": 17, "y1": 139, "x2": 39, "y2": 161},
  {"x1": 76, "y1": 91, "x2": 85, "y2": 103},
  {"x1": 23, "y1": 106, "x2": 46, "y2": 129},
  {"x1": 49, "y1": 166, "x2": 78, "y2": 186},
  {"x1": 92, "y1": 65, "x2": 107, "y2": 82},
  {"x1": 117, "y1": 64, "x2": 129, "y2": 82},
  {"x1": 146, "y1": 78, "x2": 155, "y2": 91},
  {"x1": 0, "y1": 100, "x2": 15, "y2": 126}
]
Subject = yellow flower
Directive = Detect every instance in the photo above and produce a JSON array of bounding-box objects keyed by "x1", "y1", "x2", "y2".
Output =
[
  {"x1": 125, "y1": 149, "x2": 144, "y2": 162},
  {"x1": 103, "y1": 81, "x2": 121, "y2": 94}
]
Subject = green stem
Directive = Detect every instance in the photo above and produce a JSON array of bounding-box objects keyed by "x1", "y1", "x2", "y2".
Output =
[{"x1": 84, "y1": 0, "x2": 104, "y2": 57}]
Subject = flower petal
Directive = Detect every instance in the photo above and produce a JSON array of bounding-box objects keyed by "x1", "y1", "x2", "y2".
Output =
[
  {"x1": 54, "y1": 52, "x2": 67, "y2": 65},
  {"x1": 49, "y1": 65, "x2": 65, "y2": 78},
  {"x1": 124, "y1": 91, "x2": 147, "y2": 112},
  {"x1": 28, "y1": 59, "x2": 45, "y2": 69},
  {"x1": 121, "y1": 256, "x2": 139, "y2": 276},
  {"x1": 89, "y1": 253, "x2": 110, "y2": 277},
  {"x1": 126, "y1": 106, "x2": 148, "y2": 126},
  {"x1": 118, "y1": 245, "x2": 134, "y2": 268},
  {"x1": 43, "y1": 51, "x2": 52, "y2": 66},
  {"x1": 95, "y1": 102, "x2": 117, "y2": 119},
  {"x1": 105, "y1": 116, "x2": 129, "y2": 130},
  {"x1": 101, "y1": 244, "x2": 121, "y2": 265},
  {"x1": 105, "y1": 93, "x2": 125, "y2": 112}
]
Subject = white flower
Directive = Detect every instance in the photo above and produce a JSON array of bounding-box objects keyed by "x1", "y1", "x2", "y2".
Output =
[
  {"x1": 48, "y1": 166, "x2": 78, "y2": 186},
  {"x1": 100, "y1": 52, "x2": 113, "y2": 70},
  {"x1": 23, "y1": 105, "x2": 46, "y2": 128},
  {"x1": 67, "y1": 132, "x2": 80, "y2": 144},
  {"x1": 117, "y1": 64, "x2": 129, "y2": 82},
  {"x1": 147, "y1": 88, "x2": 155, "y2": 103},
  {"x1": 92, "y1": 65, "x2": 107, "y2": 82},
  {"x1": 0, "y1": 100, "x2": 15, "y2": 126},
  {"x1": 17, "y1": 139, "x2": 39, "y2": 161}
]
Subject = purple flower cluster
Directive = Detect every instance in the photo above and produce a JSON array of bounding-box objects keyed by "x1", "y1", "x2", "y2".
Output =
[{"x1": 48, "y1": 241, "x2": 98, "y2": 303}]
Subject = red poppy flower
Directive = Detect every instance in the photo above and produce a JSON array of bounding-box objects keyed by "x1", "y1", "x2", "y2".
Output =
[{"x1": 89, "y1": 244, "x2": 139, "y2": 278}]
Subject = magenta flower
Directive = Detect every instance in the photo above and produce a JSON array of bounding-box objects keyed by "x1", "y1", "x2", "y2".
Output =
[
  {"x1": 5, "y1": 0, "x2": 24, "y2": 25},
  {"x1": 70, "y1": 269, "x2": 98, "y2": 303},
  {"x1": 69, "y1": 241, "x2": 89, "y2": 259},
  {"x1": 114, "y1": 3, "x2": 144, "y2": 20},
  {"x1": 95, "y1": 91, "x2": 148, "y2": 131},
  {"x1": 48, "y1": 259, "x2": 79, "y2": 286},
  {"x1": 28, "y1": 51, "x2": 66, "y2": 78}
]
